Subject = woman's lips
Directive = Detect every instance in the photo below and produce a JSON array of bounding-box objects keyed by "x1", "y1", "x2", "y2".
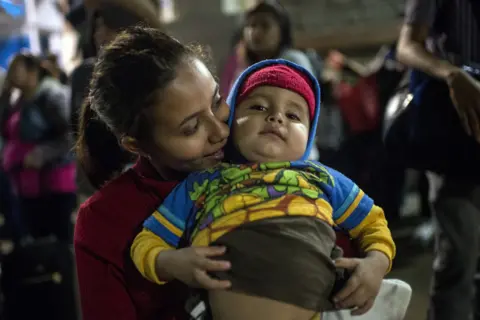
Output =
[{"x1": 204, "y1": 149, "x2": 224, "y2": 160}]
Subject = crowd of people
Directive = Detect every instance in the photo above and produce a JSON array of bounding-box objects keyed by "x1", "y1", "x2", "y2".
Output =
[{"x1": 0, "y1": 0, "x2": 479, "y2": 319}]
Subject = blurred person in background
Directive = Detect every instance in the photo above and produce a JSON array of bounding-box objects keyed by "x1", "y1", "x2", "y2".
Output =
[
  {"x1": 83, "y1": 0, "x2": 160, "y2": 30},
  {"x1": 0, "y1": 115, "x2": 20, "y2": 243},
  {"x1": 70, "y1": 3, "x2": 150, "y2": 136},
  {"x1": 220, "y1": 26, "x2": 244, "y2": 98},
  {"x1": 324, "y1": 47, "x2": 420, "y2": 228},
  {"x1": 325, "y1": 51, "x2": 382, "y2": 197},
  {"x1": 0, "y1": 53, "x2": 75, "y2": 243},
  {"x1": 81, "y1": 0, "x2": 160, "y2": 59},
  {"x1": 42, "y1": 53, "x2": 68, "y2": 84},
  {"x1": 396, "y1": 0, "x2": 480, "y2": 319}
]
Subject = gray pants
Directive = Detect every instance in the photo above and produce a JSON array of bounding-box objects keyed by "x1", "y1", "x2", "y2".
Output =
[{"x1": 428, "y1": 174, "x2": 480, "y2": 320}]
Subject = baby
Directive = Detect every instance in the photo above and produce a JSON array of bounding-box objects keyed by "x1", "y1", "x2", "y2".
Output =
[{"x1": 131, "y1": 59, "x2": 395, "y2": 320}]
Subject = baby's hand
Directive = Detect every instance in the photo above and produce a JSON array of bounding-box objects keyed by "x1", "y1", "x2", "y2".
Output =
[
  {"x1": 333, "y1": 251, "x2": 390, "y2": 315},
  {"x1": 164, "y1": 246, "x2": 232, "y2": 290}
]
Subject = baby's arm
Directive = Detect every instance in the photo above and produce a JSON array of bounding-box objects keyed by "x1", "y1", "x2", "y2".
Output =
[
  {"x1": 326, "y1": 166, "x2": 395, "y2": 313},
  {"x1": 130, "y1": 178, "x2": 198, "y2": 284},
  {"x1": 131, "y1": 169, "x2": 231, "y2": 288},
  {"x1": 131, "y1": 229, "x2": 174, "y2": 284},
  {"x1": 328, "y1": 168, "x2": 395, "y2": 271}
]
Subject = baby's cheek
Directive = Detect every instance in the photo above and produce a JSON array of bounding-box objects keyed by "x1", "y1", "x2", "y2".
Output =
[
  {"x1": 232, "y1": 116, "x2": 256, "y2": 140},
  {"x1": 293, "y1": 123, "x2": 310, "y2": 143}
]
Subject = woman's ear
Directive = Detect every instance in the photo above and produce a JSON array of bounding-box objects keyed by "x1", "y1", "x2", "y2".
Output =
[
  {"x1": 121, "y1": 135, "x2": 153, "y2": 161},
  {"x1": 120, "y1": 136, "x2": 142, "y2": 156}
]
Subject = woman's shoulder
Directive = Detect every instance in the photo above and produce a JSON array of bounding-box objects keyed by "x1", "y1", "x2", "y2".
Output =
[{"x1": 75, "y1": 169, "x2": 176, "y2": 260}]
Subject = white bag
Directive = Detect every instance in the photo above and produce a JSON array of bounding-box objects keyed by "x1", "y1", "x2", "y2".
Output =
[{"x1": 323, "y1": 279, "x2": 412, "y2": 320}]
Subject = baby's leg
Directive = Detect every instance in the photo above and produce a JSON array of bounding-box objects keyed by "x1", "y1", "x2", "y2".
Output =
[{"x1": 209, "y1": 290, "x2": 319, "y2": 320}]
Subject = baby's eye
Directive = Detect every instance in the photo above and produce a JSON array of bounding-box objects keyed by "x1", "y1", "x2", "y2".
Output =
[
  {"x1": 286, "y1": 112, "x2": 301, "y2": 121},
  {"x1": 249, "y1": 105, "x2": 267, "y2": 111}
]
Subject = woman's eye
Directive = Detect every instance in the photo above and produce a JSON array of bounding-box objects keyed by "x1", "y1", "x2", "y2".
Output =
[
  {"x1": 183, "y1": 122, "x2": 199, "y2": 136},
  {"x1": 212, "y1": 95, "x2": 223, "y2": 112},
  {"x1": 250, "y1": 105, "x2": 267, "y2": 111}
]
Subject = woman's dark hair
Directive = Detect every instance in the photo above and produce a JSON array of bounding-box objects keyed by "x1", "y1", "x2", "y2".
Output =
[
  {"x1": 76, "y1": 26, "x2": 204, "y2": 189},
  {"x1": 244, "y1": 0, "x2": 293, "y2": 64},
  {"x1": 11, "y1": 53, "x2": 53, "y2": 80}
]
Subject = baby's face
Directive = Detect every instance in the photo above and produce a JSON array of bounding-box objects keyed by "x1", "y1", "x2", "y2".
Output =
[{"x1": 232, "y1": 86, "x2": 311, "y2": 162}]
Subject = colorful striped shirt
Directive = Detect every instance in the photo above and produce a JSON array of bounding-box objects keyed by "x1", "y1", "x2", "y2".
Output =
[{"x1": 131, "y1": 161, "x2": 395, "y2": 284}]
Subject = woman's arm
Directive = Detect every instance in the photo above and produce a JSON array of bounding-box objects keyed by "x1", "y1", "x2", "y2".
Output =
[
  {"x1": 75, "y1": 243, "x2": 137, "y2": 319},
  {"x1": 84, "y1": 0, "x2": 161, "y2": 29}
]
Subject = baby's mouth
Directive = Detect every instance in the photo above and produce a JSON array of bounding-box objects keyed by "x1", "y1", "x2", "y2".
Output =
[{"x1": 259, "y1": 129, "x2": 286, "y2": 141}]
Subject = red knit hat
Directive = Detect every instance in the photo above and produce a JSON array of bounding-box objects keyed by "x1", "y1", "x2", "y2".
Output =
[{"x1": 236, "y1": 64, "x2": 316, "y2": 119}]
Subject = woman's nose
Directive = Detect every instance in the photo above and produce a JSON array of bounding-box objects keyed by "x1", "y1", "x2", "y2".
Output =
[{"x1": 209, "y1": 118, "x2": 229, "y2": 144}]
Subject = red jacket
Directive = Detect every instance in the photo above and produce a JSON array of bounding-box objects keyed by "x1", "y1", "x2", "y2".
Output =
[{"x1": 74, "y1": 158, "x2": 188, "y2": 320}]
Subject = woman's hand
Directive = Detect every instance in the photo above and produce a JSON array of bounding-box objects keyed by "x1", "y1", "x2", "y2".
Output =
[
  {"x1": 158, "y1": 246, "x2": 232, "y2": 290},
  {"x1": 333, "y1": 251, "x2": 390, "y2": 315}
]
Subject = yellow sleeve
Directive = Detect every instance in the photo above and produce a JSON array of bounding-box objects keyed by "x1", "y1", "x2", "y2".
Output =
[
  {"x1": 130, "y1": 228, "x2": 174, "y2": 285},
  {"x1": 349, "y1": 205, "x2": 396, "y2": 273}
]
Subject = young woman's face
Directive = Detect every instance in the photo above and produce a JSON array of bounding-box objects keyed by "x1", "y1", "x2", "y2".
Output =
[
  {"x1": 144, "y1": 59, "x2": 230, "y2": 175},
  {"x1": 243, "y1": 12, "x2": 281, "y2": 55},
  {"x1": 8, "y1": 59, "x2": 29, "y2": 88}
]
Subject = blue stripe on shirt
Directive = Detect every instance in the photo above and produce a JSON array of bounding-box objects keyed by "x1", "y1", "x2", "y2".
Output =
[
  {"x1": 338, "y1": 195, "x2": 374, "y2": 230},
  {"x1": 143, "y1": 215, "x2": 180, "y2": 247},
  {"x1": 333, "y1": 184, "x2": 359, "y2": 220},
  {"x1": 158, "y1": 204, "x2": 186, "y2": 231}
]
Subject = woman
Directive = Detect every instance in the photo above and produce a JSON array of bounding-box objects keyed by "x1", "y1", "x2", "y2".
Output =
[
  {"x1": 221, "y1": 0, "x2": 315, "y2": 95},
  {"x1": 0, "y1": 53, "x2": 75, "y2": 242},
  {"x1": 74, "y1": 26, "x2": 230, "y2": 319}
]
